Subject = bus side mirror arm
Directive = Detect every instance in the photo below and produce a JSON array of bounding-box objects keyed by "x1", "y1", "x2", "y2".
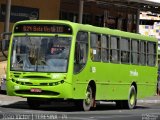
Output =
[
  {"x1": 0, "y1": 32, "x2": 12, "y2": 58},
  {"x1": 1, "y1": 32, "x2": 12, "y2": 38}
]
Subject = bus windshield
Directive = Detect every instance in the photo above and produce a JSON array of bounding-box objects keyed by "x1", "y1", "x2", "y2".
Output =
[{"x1": 11, "y1": 35, "x2": 71, "y2": 72}]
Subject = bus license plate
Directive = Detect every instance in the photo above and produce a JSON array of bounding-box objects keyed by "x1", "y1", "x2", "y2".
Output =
[{"x1": 30, "y1": 88, "x2": 42, "y2": 93}]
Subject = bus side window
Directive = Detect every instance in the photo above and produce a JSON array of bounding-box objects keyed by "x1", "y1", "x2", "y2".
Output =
[
  {"x1": 131, "y1": 40, "x2": 139, "y2": 65},
  {"x1": 101, "y1": 35, "x2": 109, "y2": 62},
  {"x1": 120, "y1": 38, "x2": 130, "y2": 63},
  {"x1": 90, "y1": 33, "x2": 101, "y2": 62},
  {"x1": 110, "y1": 36, "x2": 120, "y2": 63},
  {"x1": 139, "y1": 41, "x2": 146, "y2": 65},
  {"x1": 147, "y1": 42, "x2": 156, "y2": 66}
]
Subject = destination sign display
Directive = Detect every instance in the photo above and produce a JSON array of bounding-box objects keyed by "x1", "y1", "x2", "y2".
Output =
[{"x1": 14, "y1": 24, "x2": 72, "y2": 34}]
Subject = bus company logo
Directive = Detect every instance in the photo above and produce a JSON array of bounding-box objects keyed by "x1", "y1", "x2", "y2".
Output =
[
  {"x1": 91, "y1": 67, "x2": 96, "y2": 73},
  {"x1": 130, "y1": 69, "x2": 138, "y2": 77}
]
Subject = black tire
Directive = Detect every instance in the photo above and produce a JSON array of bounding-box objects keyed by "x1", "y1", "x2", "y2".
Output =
[{"x1": 27, "y1": 98, "x2": 40, "y2": 109}]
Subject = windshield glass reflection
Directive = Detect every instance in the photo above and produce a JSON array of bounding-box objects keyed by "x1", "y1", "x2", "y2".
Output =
[{"x1": 11, "y1": 36, "x2": 71, "y2": 72}]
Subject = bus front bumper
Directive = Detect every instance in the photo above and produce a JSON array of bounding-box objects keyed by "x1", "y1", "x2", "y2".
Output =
[{"x1": 6, "y1": 80, "x2": 73, "y2": 99}]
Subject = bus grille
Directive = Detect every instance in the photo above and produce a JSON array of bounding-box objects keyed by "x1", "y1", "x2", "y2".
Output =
[
  {"x1": 15, "y1": 90, "x2": 60, "y2": 96},
  {"x1": 13, "y1": 73, "x2": 21, "y2": 77},
  {"x1": 12, "y1": 79, "x2": 64, "y2": 86}
]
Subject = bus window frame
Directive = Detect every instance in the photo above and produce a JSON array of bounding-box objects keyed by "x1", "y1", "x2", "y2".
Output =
[
  {"x1": 120, "y1": 37, "x2": 130, "y2": 64},
  {"x1": 110, "y1": 36, "x2": 120, "y2": 63},
  {"x1": 139, "y1": 40, "x2": 147, "y2": 66},
  {"x1": 101, "y1": 34, "x2": 110, "y2": 63},
  {"x1": 90, "y1": 33, "x2": 101, "y2": 62},
  {"x1": 131, "y1": 39, "x2": 139, "y2": 65},
  {"x1": 147, "y1": 41, "x2": 157, "y2": 66}
]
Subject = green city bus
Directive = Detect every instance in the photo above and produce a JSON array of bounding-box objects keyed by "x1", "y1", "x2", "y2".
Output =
[{"x1": 6, "y1": 20, "x2": 158, "y2": 111}]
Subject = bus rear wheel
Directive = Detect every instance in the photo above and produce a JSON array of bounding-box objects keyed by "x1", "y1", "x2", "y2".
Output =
[
  {"x1": 124, "y1": 85, "x2": 137, "y2": 109},
  {"x1": 116, "y1": 85, "x2": 137, "y2": 109},
  {"x1": 27, "y1": 98, "x2": 40, "y2": 109}
]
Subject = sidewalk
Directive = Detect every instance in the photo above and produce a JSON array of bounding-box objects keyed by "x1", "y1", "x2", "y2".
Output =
[
  {"x1": 0, "y1": 93, "x2": 26, "y2": 105},
  {"x1": 137, "y1": 95, "x2": 160, "y2": 104}
]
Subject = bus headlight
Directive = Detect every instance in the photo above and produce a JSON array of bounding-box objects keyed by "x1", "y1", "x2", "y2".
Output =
[{"x1": 49, "y1": 80, "x2": 64, "y2": 86}]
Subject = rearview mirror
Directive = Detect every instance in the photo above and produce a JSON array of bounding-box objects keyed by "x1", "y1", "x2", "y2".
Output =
[{"x1": 0, "y1": 32, "x2": 12, "y2": 58}]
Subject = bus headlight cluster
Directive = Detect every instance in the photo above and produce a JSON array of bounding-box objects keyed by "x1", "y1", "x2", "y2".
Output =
[
  {"x1": 11, "y1": 78, "x2": 64, "y2": 86},
  {"x1": 12, "y1": 79, "x2": 32, "y2": 86},
  {"x1": 48, "y1": 80, "x2": 64, "y2": 86}
]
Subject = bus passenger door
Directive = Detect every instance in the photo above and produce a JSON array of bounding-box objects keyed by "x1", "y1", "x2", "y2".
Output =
[
  {"x1": 74, "y1": 31, "x2": 88, "y2": 73},
  {"x1": 73, "y1": 31, "x2": 89, "y2": 99}
]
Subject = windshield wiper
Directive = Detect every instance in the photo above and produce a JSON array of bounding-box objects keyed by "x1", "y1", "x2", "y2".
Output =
[
  {"x1": 25, "y1": 33, "x2": 34, "y2": 47},
  {"x1": 35, "y1": 48, "x2": 39, "y2": 71}
]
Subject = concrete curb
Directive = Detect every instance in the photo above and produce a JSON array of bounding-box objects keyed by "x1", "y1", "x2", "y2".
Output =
[
  {"x1": 0, "y1": 101, "x2": 20, "y2": 105},
  {"x1": 137, "y1": 100, "x2": 160, "y2": 104}
]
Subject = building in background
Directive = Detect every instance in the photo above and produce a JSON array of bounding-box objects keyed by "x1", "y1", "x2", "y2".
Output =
[
  {"x1": 1, "y1": 0, "x2": 160, "y2": 34},
  {"x1": 139, "y1": 11, "x2": 160, "y2": 60},
  {"x1": 139, "y1": 11, "x2": 160, "y2": 41},
  {"x1": 0, "y1": 0, "x2": 60, "y2": 33},
  {"x1": 60, "y1": 0, "x2": 138, "y2": 33}
]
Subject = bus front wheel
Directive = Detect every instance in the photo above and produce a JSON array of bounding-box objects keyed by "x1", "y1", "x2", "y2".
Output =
[
  {"x1": 83, "y1": 85, "x2": 94, "y2": 111},
  {"x1": 76, "y1": 85, "x2": 94, "y2": 111}
]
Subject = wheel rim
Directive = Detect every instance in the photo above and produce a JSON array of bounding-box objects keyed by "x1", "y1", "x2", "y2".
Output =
[
  {"x1": 130, "y1": 92, "x2": 135, "y2": 106},
  {"x1": 83, "y1": 86, "x2": 93, "y2": 111},
  {"x1": 85, "y1": 87, "x2": 92, "y2": 105},
  {"x1": 129, "y1": 86, "x2": 136, "y2": 108},
  {"x1": 85, "y1": 91, "x2": 92, "y2": 105}
]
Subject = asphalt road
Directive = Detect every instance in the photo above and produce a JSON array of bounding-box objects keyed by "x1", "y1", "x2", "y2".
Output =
[{"x1": 0, "y1": 93, "x2": 160, "y2": 120}]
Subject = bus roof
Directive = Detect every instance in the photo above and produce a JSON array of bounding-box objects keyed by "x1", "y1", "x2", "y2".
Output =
[{"x1": 14, "y1": 20, "x2": 157, "y2": 42}]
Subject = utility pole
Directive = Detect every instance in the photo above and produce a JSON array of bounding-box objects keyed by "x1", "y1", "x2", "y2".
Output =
[
  {"x1": 136, "y1": 9, "x2": 140, "y2": 33},
  {"x1": 78, "y1": 0, "x2": 84, "y2": 23},
  {"x1": 2, "y1": 0, "x2": 11, "y2": 56},
  {"x1": 4, "y1": 0, "x2": 11, "y2": 39}
]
